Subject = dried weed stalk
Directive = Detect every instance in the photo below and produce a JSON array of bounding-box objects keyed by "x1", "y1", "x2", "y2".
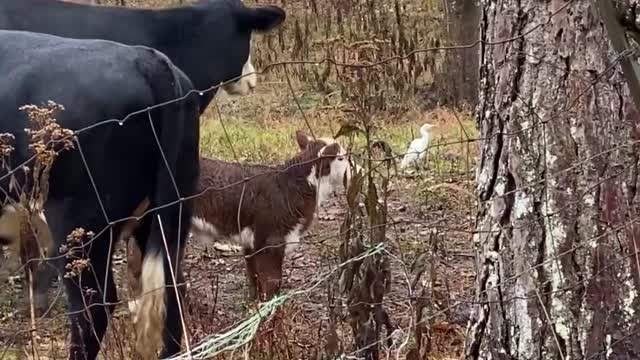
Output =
[
  {"x1": 335, "y1": 67, "x2": 396, "y2": 360},
  {"x1": 0, "y1": 101, "x2": 77, "y2": 358},
  {"x1": 254, "y1": 0, "x2": 449, "y2": 113},
  {"x1": 19, "y1": 101, "x2": 75, "y2": 212},
  {"x1": 18, "y1": 101, "x2": 76, "y2": 287}
]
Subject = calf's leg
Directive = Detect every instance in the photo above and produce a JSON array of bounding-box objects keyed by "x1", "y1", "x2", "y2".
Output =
[{"x1": 244, "y1": 236, "x2": 285, "y2": 302}]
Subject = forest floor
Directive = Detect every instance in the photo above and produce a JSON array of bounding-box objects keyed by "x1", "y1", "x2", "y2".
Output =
[{"x1": 0, "y1": 81, "x2": 479, "y2": 359}]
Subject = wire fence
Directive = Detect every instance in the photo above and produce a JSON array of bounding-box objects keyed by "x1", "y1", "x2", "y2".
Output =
[{"x1": 1, "y1": 0, "x2": 640, "y2": 359}]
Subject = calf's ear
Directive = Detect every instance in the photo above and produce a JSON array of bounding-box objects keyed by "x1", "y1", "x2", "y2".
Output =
[
  {"x1": 240, "y1": 5, "x2": 286, "y2": 32},
  {"x1": 295, "y1": 130, "x2": 311, "y2": 150}
]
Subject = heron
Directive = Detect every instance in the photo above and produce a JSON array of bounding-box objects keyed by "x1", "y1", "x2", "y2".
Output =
[{"x1": 400, "y1": 123, "x2": 435, "y2": 170}]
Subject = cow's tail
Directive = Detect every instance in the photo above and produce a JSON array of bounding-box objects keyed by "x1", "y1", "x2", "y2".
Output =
[
  {"x1": 134, "y1": 244, "x2": 167, "y2": 358},
  {"x1": 132, "y1": 49, "x2": 197, "y2": 359}
]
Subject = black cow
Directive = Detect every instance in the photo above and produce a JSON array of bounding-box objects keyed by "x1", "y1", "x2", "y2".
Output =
[
  {"x1": 0, "y1": 0, "x2": 287, "y2": 113},
  {"x1": 0, "y1": 29, "x2": 199, "y2": 360}
]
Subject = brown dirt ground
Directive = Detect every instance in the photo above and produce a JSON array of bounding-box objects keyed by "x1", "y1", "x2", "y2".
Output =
[{"x1": 0, "y1": 169, "x2": 476, "y2": 359}]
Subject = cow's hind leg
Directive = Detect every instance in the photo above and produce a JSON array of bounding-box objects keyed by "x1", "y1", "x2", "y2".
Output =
[
  {"x1": 46, "y1": 203, "x2": 117, "y2": 360},
  {"x1": 65, "y1": 227, "x2": 117, "y2": 360}
]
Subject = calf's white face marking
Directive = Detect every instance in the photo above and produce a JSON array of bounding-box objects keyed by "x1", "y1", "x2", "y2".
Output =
[
  {"x1": 222, "y1": 53, "x2": 258, "y2": 96},
  {"x1": 329, "y1": 145, "x2": 351, "y2": 189},
  {"x1": 306, "y1": 139, "x2": 352, "y2": 205}
]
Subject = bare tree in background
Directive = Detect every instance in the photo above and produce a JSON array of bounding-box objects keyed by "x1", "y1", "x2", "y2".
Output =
[
  {"x1": 430, "y1": 0, "x2": 480, "y2": 109},
  {"x1": 452, "y1": 0, "x2": 480, "y2": 107},
  {"x1": 465, "y1": 0, "x2": 640, "y2": 358}
]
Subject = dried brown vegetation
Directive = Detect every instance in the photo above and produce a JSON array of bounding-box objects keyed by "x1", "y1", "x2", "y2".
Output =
[{"x1": 107, "y1": 0, "x2": 476, "y2": 112}]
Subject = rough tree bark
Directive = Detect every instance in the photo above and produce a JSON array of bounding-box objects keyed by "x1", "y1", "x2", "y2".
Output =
[{"x1": 465, "y1": 0, "x2": 640, "y2": 359}]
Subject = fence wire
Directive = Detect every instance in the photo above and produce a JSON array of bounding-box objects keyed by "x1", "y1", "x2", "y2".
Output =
[{"x1": 2, "y1": 0, "x2": 640, "y2": 359}]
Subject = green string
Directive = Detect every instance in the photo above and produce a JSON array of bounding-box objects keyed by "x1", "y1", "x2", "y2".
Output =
[{"x1": 165, "y1": 243, "x2": 385, "y2": 359}]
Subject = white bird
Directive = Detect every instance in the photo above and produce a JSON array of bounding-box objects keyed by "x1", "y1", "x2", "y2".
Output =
[{"x1": 400, "y1": 123, "x2": 434, "y2": 170}]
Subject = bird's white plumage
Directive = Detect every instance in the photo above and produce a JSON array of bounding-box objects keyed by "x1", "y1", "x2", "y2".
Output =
[{"x1": 400, "y1": 123, "x2": 434, "y2": 169}]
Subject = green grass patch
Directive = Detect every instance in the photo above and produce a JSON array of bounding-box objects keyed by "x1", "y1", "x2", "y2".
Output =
[
  {"x1": 198, "y1": 113, "x2": 343, "y2": 163},
  {"x1": 199, "y1": 109, "x2": 477, "y2": 165},
  {"x1": 198, "y1": 85, "x2": 479, "y2": 173}
]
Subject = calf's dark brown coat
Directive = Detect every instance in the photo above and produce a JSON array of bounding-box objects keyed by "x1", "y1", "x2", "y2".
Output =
[{"x1": 191, "y1": 131, "x2": 351, "y2": 300}]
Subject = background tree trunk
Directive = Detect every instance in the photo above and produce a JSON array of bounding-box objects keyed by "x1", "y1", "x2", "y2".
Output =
[
  {"x1": 465, "y1": 0, "x2": 640, "y2": 358},
  {"x1": 455, "y1": 0, "x2": 481, "y2": 107},
  {"x1": 431, "y1": 0, "x2": 481, "y2": 109}
]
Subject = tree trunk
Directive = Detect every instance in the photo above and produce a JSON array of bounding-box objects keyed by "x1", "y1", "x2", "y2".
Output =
[
  {"x1": 457, "y1": 0, "x2": 481, "y2": 107},
  {"x1": 465, "y1": 0, "x2": 640, "y2": 359},
  {"x1": 431, "y1": 0, "x2": 481, "y2": 109},
  {"x1": 449, "y1": 0, "x2": 481, "y2": 108}
]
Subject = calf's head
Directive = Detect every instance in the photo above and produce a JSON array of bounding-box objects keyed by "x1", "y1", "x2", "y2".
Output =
[
  {"x1": 197, "y1": 0, "x2": 286, "y2": 96},
  {"x1": 295, "y1": 130, "x2": 352, "y2": 202}
]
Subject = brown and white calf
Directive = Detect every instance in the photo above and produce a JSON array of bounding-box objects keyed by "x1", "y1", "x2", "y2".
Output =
[{"x1": 190, "y1": 130, "x2": 351, "y2": 301}]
